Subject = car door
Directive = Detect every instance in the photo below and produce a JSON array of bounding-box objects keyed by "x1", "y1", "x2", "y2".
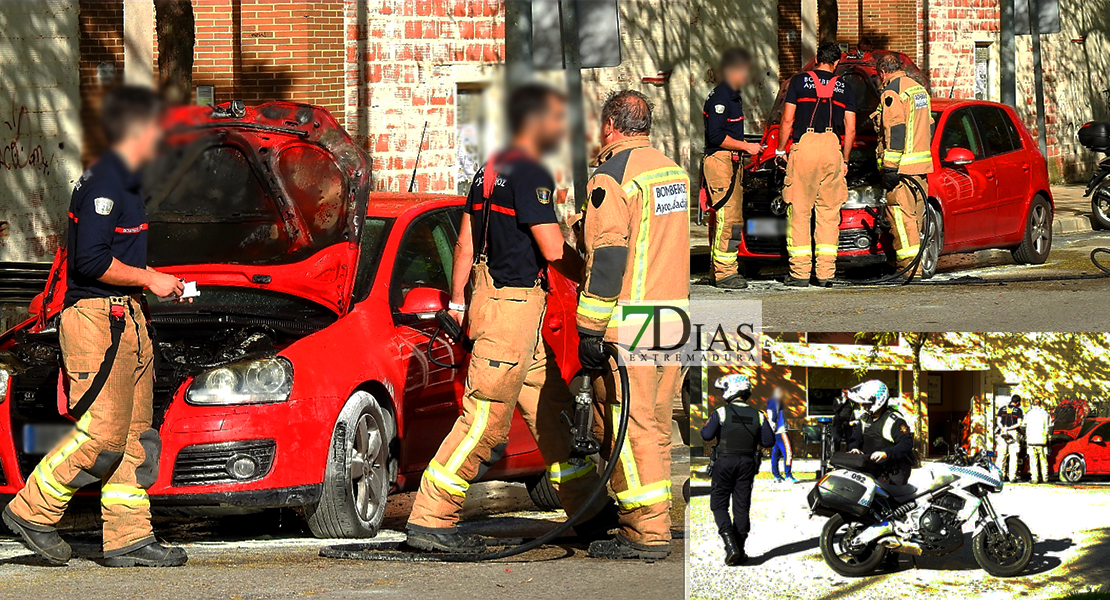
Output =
[
  {"x1": 1086, "y1": 422, "x2": 1110, "y2": 473},
  {"x1": 971, "y1": 105, "x2": 1031, "y2": 238},
  {"x1": 933, "y1": 107, "x2": 998, "y2": 246},
  {"x1": 389, "y1": 209, "x2": 468, "y2": 473}
]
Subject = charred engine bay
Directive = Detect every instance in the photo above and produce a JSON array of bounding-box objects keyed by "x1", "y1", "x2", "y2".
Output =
[{"x1": 155, "y1": 324, "x2": 288, "y2": 376}]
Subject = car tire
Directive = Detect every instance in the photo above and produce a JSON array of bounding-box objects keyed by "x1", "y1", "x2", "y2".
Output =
[
  {"x1": 525, "y1": 472, "x2": 563, "y2": 510},
  {"x1": 918, "y1": 203, "x2": 944, "y2": 280},
  {"x1": 1058, "y1": 453, "x2": 1085, "y2": 484},
  {"x1": 305, "y1": 390, "x2": 397, "y2": 539},
  {"x1": 1011, "y1": 195, "x2": 1052, "y2": 265}
]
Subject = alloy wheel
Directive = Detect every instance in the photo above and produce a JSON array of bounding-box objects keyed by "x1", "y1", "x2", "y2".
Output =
[
  {"x1": 1030, "y1": 204, "x2": 1050, "y2": 255},
  {"x1": 349, "y1": 413, "x2": 387, "y2": 521}
]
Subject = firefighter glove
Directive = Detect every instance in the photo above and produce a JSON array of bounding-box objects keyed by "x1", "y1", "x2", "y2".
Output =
[
  {"x1": 578, "y1": 333, "x2": 608, "y2": 371},
  {"x1": 881, "y1": 168, "x2": 901, "y2": 192}
]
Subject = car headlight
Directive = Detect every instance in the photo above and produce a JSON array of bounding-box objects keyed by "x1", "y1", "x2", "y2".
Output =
[
  {"x1": 842, "y1": 185, "x2": 886, "y2": 209},
  {"x1": 186, "y1": 358, "x2": 293, "y2": 406},
  {"x1": 0, "y1": 368, "x2": 9, "y2": 404}
]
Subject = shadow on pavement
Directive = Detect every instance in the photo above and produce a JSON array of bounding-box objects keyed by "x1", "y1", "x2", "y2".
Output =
[{"x1": 747, "y1": 537, "x2": 819, "y2": 566}]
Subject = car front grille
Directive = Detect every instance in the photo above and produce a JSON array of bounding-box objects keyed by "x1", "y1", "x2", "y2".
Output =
[{"x1": 171, "y1": 440, "x2": 276, "y2": 487}]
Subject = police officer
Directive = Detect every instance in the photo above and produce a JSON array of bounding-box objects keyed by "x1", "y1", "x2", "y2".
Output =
[
  {"x1": 875, "y1": 52, "x2": 933, "y2": 274},
  {"x1": 996, "y1": 395, "x2": 1025, "y2": 482},
  {"x1": 577, "y1": 90, "x2": 689, "y2": 559},
  {"x1": 702, "y1": 48, "x2": 764, "y2": 289},
  {"x1": 405, "y1": 83, "x2": 612, "y2": 553},
  {"x1": 2, "y1": 87, "x2": 187, "y2": 567},
  {"x1": 701, "y1": 375, "x2": 775, "y2": 565},
  {"x1": 847, "y1": 380, "x2": 914, "y2": 486},
  {"x1": 776, "y1": 41, "x2": 857, "y2": 287}
]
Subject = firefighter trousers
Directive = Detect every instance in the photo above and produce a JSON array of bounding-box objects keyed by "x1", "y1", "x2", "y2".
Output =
[
  {"x1": 407, "y1": 263, "x2": 602, "y2": 531},
  {"x1": 591, "y1": 362, "x2": 679, "y2": 546},
  {"x1": 704, "y1": 151, "x2": 744, "y2": 280},
  {"x1": 887, "y1": 176, "x2": 926, "y2": 268},
  {"x1": 783, "y1": 131, "x2": 848, "y2": 281},
  {"x1": 8, "y1": 295, "x2": 159, "y2": 556}
]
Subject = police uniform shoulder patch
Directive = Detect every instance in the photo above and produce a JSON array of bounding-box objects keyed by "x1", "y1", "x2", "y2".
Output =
[
  {"x1": 714, "y1": 104, "x2": 726, "y2": 114},
  {"x1": 898, "y1": 422, "x2": 910, "y2": 436},
  {"x1": 536, "y1": 187, "x2": 552, "y2": 204},
  {"x1": 590, "y1": 187, "x2": 606, "y2": 209},
  {"x1": 93, "y1": 197, "x2": 114, "y2": 216}
]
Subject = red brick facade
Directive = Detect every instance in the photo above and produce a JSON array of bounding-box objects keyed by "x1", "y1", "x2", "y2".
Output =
[
  {"x1": 836, "y1": 0, "x2": 920, "y2": 57},
  {"x1": 78, "y1": 0, "x2": 125, "y2": 163}
]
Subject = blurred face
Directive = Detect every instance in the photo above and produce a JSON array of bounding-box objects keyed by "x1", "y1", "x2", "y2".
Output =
[
  {"x1": 724, "y1": 63, "x2": 750, "y2": 90},
  {"x1": 126, "y1": 116, "x2": 164, "y2": 167},
  {"x1": 534, "y1": 95, "x2": 567, "y2": 155},
  {"x1": 772, "y1": 387, "x2": 785, "y2": 402}
]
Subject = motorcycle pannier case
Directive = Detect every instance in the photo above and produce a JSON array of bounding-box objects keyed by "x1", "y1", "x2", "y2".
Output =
[
  {"x1": 807, "y1": 470, "x2": 877, "y2": 518},
  {"x1": 1078, "y1": 122, "x2": 1110, "y2": 153}
]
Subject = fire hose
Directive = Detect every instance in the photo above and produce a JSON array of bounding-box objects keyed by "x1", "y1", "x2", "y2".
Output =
[{"x1": 320, "y1": 312, "x2": 632, "y2": 562}]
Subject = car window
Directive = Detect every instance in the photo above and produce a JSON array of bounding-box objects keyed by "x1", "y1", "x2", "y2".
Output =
[
  {"x1": 972, "y1": 106, "x2": 1022, "y2": 156},
  {"x1": 939, "y1": 108, "x2": 986, "y2": 159},
  {"x1": 1090, "y1": 422, "x2": 1110, "y2": 440},
  {"x1": 350, "y1": 217, "x2": 393, "y2": 303},
  {"x1": 390, "y1": 210, "x2": 457, "y2": 308}
]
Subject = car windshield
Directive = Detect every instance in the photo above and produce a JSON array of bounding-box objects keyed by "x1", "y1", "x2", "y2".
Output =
[{"x1": 143, "y1": 139, "x2": 351, "y2": 267}]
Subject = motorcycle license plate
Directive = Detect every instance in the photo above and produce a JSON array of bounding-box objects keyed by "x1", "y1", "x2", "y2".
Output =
[
  {"x1": 746, "y1": 218, "x2": 784, "y2": 236},
  {"x1": 22, "y1": 424, "x2": 74, "y2": 454}
]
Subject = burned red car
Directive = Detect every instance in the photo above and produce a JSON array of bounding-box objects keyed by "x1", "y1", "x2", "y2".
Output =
[
  {"x1": 733, "y1": 52, "x2": 1054, "y2": 279},
  {"x1": 0, "y1": 102, "x2": 575, "y2": 538}
]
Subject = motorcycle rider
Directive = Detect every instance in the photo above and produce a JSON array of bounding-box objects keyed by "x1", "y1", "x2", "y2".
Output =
[
  {"x1": 700, "y1": 374, "x2": 775, "y2": 565},
  {"x1": 995, "y1": 395, "x2": 1024, "y2": 482},
  {"x1": 846, "y1": 380, "x2": 914, "y2": 486}
]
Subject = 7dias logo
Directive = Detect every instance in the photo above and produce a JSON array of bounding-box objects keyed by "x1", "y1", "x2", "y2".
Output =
[{"x1": 616, "y1": 300, "x2": 762, "y2": 367}]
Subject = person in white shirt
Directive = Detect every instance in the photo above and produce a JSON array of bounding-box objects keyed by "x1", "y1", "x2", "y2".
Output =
[{"x1": 1024, "y1": 399, "x2": 1053, "y2": 484}]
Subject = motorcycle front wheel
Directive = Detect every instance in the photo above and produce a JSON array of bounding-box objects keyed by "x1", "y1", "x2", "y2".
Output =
[
  {"x1": 1092, "y1": 184, "x2": 1110, "y2": 230},
  {"x1": 819, "y1": 514, "x2": 888, "y2": 576},
  {"x1": 973, "y1": 516, "x2": 1034, "y2": 577}
]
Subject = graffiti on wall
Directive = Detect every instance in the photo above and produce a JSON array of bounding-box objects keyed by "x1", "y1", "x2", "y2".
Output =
[{"x1": 0, "y1": 105, "x2": 57, "y2": 176}]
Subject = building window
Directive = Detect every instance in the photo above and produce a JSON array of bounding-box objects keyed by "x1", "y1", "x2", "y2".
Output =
[
  {"x1": 806, "y1": 368, "x2": 900, "y2": 417},
  {"x1": 456, "y1": 85, "x2": 488, "y2": 196}
]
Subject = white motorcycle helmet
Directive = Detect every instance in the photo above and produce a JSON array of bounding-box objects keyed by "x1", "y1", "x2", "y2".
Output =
[
  {"x1": 848, "y1": 379, "x2": 890, "y2": 416},
  {"x1": 715, "y1": 374, "x2": 752, "y2": 403}
]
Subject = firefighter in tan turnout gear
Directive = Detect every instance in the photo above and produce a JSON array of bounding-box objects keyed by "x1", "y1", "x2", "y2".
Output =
[
  {"x1": 875, "y1": 52, "x2": 934, "y2": 272},
  {"x1": 2, "y1": 87, "x2": 188, "y2": 567},
  {"x1": 776, "y1": 42, "x2": 857, "y2": 287},
  {"x1": 577, "y1": 90, "x2": 688, "y2": 559},
  {"x1": 405, "y1": 83, "x2": 615, "y2": 554}
]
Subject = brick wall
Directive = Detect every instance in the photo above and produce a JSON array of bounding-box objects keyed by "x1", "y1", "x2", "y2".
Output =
[
  {"x1": 836, "y1": 0, "x2": 919, "y2": 58},
  {"x1": 778, "y1": 0, "x2": 803, "y2": 80},
  {"x1": 79, "y1": 0, "x2": 125, "y2": 163},
  {"x1": 192, "y1": 0, "x2": 345, "y2": 116}
]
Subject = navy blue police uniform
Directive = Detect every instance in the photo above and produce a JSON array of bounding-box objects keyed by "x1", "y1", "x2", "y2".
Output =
[{"x1": 701, "y1": 402, "x2": 776, "y2": 549}]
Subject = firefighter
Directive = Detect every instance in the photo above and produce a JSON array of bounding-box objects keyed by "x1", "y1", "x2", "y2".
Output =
[
  {"x1": 1, "y1": 87, "x2": 187, "y2": 567},
  {"x1": 875, "y1": 52, "x2": 934, "y2": 274},
  {"x1": 996, "y1": 395, "x2": 1025, "y2": 482},
  {"x1": 702, "y1": 48, "x2": 764, "y2": 289},
  {"x1": 775, "y1": 41, "x2": 857, "y2": 287},
  {"x1": 577, "y1": 90, "x2": 689, "y2": 559},
  {"x1": 405, "y1": 83, "x2": 613, "y2": 553},
  {"x1": 701, "y1": 375, "x2": 775, "y2": 565}
]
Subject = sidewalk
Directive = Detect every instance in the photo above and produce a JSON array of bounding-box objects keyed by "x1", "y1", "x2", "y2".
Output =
[{"x1": 690, "y1": 184, "x2": 1099, "y2": 255}]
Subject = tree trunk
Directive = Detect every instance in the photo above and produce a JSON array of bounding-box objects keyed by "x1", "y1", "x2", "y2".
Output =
[
  {"x1": 817, "y1": 0, "x2": 838, "y2": 43},
  {"x1": 155, "y1": 0, "x2": 196, "y2": 105}
]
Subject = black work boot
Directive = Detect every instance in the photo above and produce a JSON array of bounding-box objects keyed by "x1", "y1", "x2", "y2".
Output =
[
  {"x1": 714, "y1": 274, "x2": 749, "y2": 290},
  {"x1": 2, "y1": 505, "x2": 71, "y2": 565},
  {"x1": 572, "y1": 502, "x2": 620, "y2": 542},
  {"x1": 405, "y1": 526, "x2": 486, "y2": 554},
  {"x1": 587, "y1": 534, "x2": 670, "y2": 560},
  {"x1": 783, "y1": 276, "x2": 810, "y2": 288},
  {"x1": 721, "y1": 529, "x2": 747, "y2": 566},
  {"x1": 814, "y1": 278, "x2": 835, "y2": 288},
  {"x1": 104, "y1": 540, "x2": 188, "y2": 567}
]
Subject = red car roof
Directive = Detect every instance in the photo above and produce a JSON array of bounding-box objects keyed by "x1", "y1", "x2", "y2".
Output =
[{"x1": 366, "y1": 192, "x2": 463, "y2": 218}]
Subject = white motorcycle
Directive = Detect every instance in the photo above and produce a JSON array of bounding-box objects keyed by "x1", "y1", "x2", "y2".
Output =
[{"x1": 807, "y1": 439, "x2": 1034, "y2": 577}]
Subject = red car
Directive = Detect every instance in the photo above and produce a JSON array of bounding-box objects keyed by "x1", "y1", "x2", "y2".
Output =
[
  {"x1": 732, "y1": 52, "x2": 1054, "y2": 279},
  {"x1": 1051, "y1": 400, "x2": 1110, "y2": 483},
  {"x1": 0, "y1": 102, "x2": 575, "y2": 538}
]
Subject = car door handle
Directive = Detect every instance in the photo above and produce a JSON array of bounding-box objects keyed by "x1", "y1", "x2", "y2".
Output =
[
  {"x1": 985, "y1": 171, "x2": 996, "y2": 179},
  {"x1": 1022, "y1": 164, "x2": 1031, "y2": 172}
]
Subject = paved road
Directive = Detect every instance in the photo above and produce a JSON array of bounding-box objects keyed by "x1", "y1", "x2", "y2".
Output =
[
  {"x1": 0, "y1": 450, "x2": 688, "y2": 600},
  {"x1": 687, "y1": 469, "x2": 1110, "y2": 600},
  {"x1": 692, "y1": 231, "x2": 1110, "y2": 332}
]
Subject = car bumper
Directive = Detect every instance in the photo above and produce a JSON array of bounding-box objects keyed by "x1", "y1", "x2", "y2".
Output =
[{"x1": 734, "y1": 208, "x2": 894, "y2": 262}]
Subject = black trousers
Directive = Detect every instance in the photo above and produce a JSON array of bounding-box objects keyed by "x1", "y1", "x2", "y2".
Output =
[{"x1": 709, "y1": 454, "x2": 759, "y2": 542}]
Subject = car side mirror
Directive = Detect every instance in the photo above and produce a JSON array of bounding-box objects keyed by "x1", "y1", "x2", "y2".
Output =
[
  {"x1": 399, "y1": 287, "x2": 449, "y2": 318},
  {"x1": 1094, "y1": 436, "x2": 1104, "y2": 444},
  {"x1": 943, "y1": 147, "x2": 975, "y2": 166}
]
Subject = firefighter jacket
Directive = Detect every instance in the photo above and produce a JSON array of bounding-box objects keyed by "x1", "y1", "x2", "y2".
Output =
[
  {"x1": 577, "y1": 136, "x2": 691, "y2": 342},
  {"x1": 875, "y1": 72, "x2": 934, "y2": 175}
]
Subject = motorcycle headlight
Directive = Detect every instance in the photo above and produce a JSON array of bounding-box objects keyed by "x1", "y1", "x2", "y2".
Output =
[
  {"x1": 186, "y1": 358, "x2": 293, "y2": 406},
  {"x1": 842, "y1": 185, "x2": 886, "y2": 209}
]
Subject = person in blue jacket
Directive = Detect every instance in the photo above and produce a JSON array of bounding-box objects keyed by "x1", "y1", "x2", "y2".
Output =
[{"x1": 765, "y1": 387, "x2": 797, "y2": 483}]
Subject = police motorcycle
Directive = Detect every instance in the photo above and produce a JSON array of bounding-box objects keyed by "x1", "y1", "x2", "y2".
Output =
[
  {"x1": 808, "y1": 437, "x2": 1034, "y2": 578},
  {"x1": 1078, "y1": 120, "x2": 1110, "y2": 229}
]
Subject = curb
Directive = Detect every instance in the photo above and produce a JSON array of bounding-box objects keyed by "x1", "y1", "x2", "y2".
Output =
[{"x1": 1054, "y1": 214, "x2": 1095, "y2": 236}]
